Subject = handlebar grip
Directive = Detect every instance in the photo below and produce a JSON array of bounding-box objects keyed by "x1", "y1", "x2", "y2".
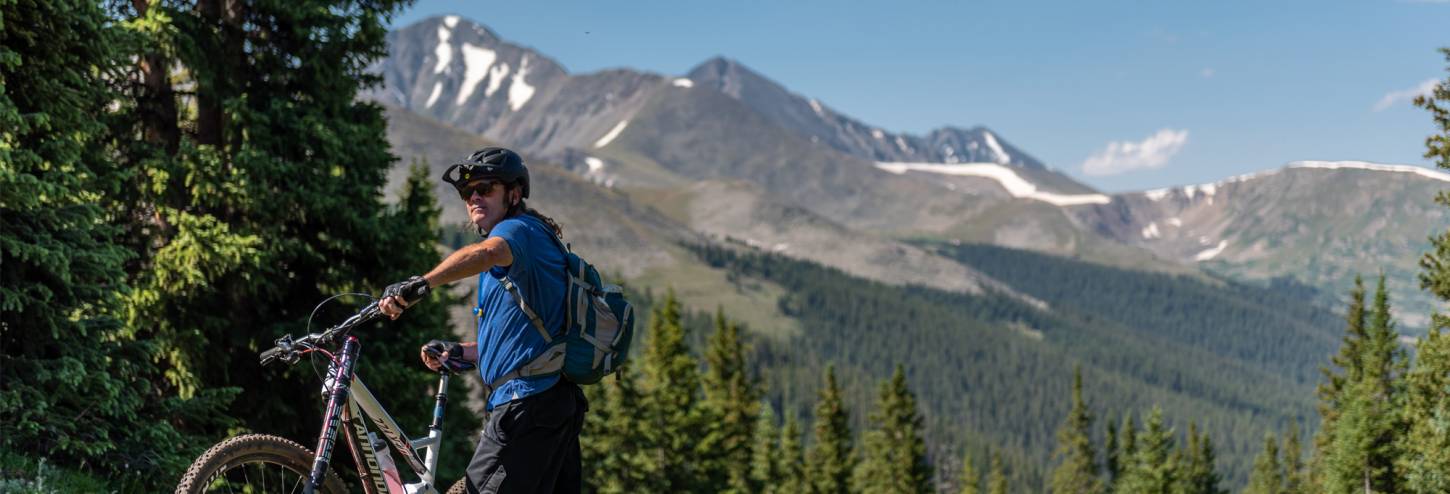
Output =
[{"x1": 260, "y1": 347, "x2": 285, "y2": 365}]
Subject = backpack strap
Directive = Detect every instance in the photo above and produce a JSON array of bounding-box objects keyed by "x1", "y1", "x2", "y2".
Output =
[
  {"x1": 481, "y1": 344, "x2": 566, "y2": 401},
  {"x1": 499, "y1": 276, "x2": 553, "y2": 344}
]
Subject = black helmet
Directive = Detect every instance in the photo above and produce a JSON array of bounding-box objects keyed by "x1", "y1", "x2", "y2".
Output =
[{"x1": 442, "y1": 147, "x2": 530, "y2": 199}]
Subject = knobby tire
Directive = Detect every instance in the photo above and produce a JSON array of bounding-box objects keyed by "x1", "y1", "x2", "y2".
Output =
[{"x1": 174, "y1": 433, "x2": 347, "y2": 494}]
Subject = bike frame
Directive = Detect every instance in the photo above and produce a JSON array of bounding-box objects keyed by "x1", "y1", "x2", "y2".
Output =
[{"x1": 305, "y1": 336, "x2": 454, "y2": 494}]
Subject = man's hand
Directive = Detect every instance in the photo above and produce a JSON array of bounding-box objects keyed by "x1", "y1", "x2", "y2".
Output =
[
  {"x1": 379, "y1": 275, "x2": 430, "y2": 320},
  {"x1": 421, "y1": 340, "x2": 477, "y2": 373}
]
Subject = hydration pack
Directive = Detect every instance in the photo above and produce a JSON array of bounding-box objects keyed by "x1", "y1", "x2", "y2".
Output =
[{"x1": 481, "y1": 234, "x2": 635, "y2": 399}]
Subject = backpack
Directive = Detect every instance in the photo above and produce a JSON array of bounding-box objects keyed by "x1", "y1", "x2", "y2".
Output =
[{"x1": 479, "y1": 232, "x2": 636, "y2": 399}]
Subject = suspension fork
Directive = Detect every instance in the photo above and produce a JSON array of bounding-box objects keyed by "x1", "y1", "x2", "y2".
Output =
[{"x1": 305, "y1": 336, "x2": 361, "y2": 494}]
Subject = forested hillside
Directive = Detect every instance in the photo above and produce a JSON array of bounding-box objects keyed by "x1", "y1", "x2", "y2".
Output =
[{"x1": 682, "y1": 240, "x2": 1341, "y2": 488}]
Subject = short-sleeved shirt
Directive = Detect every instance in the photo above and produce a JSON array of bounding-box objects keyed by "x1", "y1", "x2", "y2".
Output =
[{"x1": 475, "y1": 214, "x2": 568, "y2": 411}]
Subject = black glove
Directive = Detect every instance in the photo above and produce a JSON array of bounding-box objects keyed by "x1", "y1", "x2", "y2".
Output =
[
  {"x1": 383, "y1": 275, "x2": 431, "y2": 307},
  {"x1": 423, "y1": 339, "x2": 476, "y2": 373}
]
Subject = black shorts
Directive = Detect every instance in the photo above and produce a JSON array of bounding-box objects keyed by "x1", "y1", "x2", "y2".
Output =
[{"x1": 465, "y1": 380, "x2": 588, "y2": 494}]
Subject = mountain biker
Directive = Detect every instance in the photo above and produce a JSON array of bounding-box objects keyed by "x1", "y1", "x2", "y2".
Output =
[{"x1": 378, "y1": 147, "x2": 586, "y2": 494}]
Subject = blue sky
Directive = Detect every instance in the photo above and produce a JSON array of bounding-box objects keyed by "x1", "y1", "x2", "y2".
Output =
[{"x1": 390, "y1": 1, "x2": 1449, "y2": 193}]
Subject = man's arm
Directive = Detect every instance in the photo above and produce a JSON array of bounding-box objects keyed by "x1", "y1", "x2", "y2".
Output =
[
  {"x1": 421, "y1": 235, "x2": 514, "y2": 288},
  {"x1": 380, "y1": 236, "x2": 513, "y2": 318}
]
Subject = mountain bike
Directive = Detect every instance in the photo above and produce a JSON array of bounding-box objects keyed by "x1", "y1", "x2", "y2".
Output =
[{"x1": 174, "y1": 298, "x2": 473, "y2": 494}]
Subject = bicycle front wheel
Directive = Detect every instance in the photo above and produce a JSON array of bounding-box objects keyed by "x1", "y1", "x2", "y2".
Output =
[{"x1": 175, "y1": 433, "x2": 347, "y2": 494}]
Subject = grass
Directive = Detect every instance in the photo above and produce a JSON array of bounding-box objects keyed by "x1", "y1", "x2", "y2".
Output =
[
  {"x1": 0, "y1": 452, "x2": 115, "y2": 494},
  {"x1": 632, "y1": 246, "x2": 802, "y2": 341}
]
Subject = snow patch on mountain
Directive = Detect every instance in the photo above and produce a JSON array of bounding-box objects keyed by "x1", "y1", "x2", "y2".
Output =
[
  {"x1": 983, "y1": 131, "x2": 1011, "y2": 165},
  {"x1": 507, "y1": 56, "x2": 535, "y2": 111},
  {"x1": 1167, "y1": 217, "x2": 1182, "y2": 227},
  {"x1": 875, "y1": 162, "x2": 1112, "y2": 206},
  {"x1": 425, "y1": 81, "x2": 443, "y2": 107},
  {"x1": 1290, "y1": 160, "x2": 1450, "y2": 182},
  {"x1": 809, "y1": 99, "x2": 824, "y2": 116},
  {"x1": 485, "y1": 63, "x2": 509, "y2": 97},
  {"x1": 1194, "y1": 240, "x2": 1229, "y2": 261},
  {"x1": 1142, "y1": 222, "x2": 1161, "y2": 239},
  {"x1": 433, "y1": 26, "x2": 452, "y2": 74},
  {"x1": 595, "y1": 120, "x2": 629, "y2": 148},
  {"x1": 1144, "y1": 188, "x2": 1171, "y2": 201},
  {"x1": 672, "y1": 78, "x2": 694, "y2": 88},
  {"x1": 457, "y1": 44, "x2": 496, "y2": 104},
  {"x1": 444, "y1": 15, "x2": 459, "y2": 28}
]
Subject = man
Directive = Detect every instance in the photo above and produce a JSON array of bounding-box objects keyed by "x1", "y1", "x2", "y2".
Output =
[{"x1": 378, "y1": 147, "x2": 586, "y2": 494}]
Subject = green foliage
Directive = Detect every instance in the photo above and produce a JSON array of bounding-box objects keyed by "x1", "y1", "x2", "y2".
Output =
[
  {"x1": 1317, "y1": 276, "x2": 1405, "y2": 494},
  {"x1": 1176, "y1": 423, "x2": 1225, "y2": 494},
  {"x1": 639, "y1": 291, "x2": 708, "y2": 491},
  {"x1": 1399, "y1": 326, "x2": 1450, "y2": 493},
  {"x1": 1116, "y1": 407, "x2": 1177, "y2": 494},
  {"x1": 748, "y1": 401, "x2": 783, "y2": 493},
  {"x1": 1280, "y1": 426, "x2": 1304, "y2": 494},
  {"x1": 0, "y1": 0, "x2": 231, "y2": 486},
  {"x1": 961, "y1": 450, "x2": 982, "y2": 494},
  {"x1": 854, "y1": 365, "x2": 932, "y2": 494},
  {"x1": 780, "y1": 413, "x2": 810, "y2": 494},
  {"x1": 701, "y1": 308, "x2": 761, "y2": 492},
  {"x1": 1050, "y1": 367, "x2": 1103, "y2": 494},
  {"x1": 988, "y1": 452, "x2": 1009, "y2": 494},
  {"x1": 1243, "y1": 434, "x2": 1281, "y2": 494},
  {"x1": 1418, "y1": 48, "x2": 1450, "y2": 308},
  {"x1": 808, "y1": 365, "x2": 855, "y2": 494},
  {"x1": 582, "y1": 366, "x2": 659, "y2": 493}
]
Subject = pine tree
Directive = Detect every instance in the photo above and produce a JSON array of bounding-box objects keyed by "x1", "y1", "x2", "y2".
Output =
[
  {"x1": 1116, "y1": 406, "x2": 1176, "y2": 494},
  {"x1": 639, "y1": 291, "x2": 706, "y2": 490},
  {"x1": 1051, "y1": 367, "x2": 1103, "y2": 494},
  {"x1": 750, "y1": 401, "x2": 783, "y2": 494},
  {"x1": 0, "y1": 1, "x2": 227, "y2": 486},
  {"x1": 1312, "y1": 276, "x2": 1368, "y2": 490},
  {"x1": 1106, "y1": 419, "x2": 1122, "y2": 485},
  {"x1": 1243, "y1": 433, "x2": 1281, "y2": 494},
  {"x1": 960, "y1": 450, "x2": 981, "y2": 494},
  {"x1": 583, "y1": 366, "x2": 660, "y2": 493},
  {"x1": 1322, "y1": 275, "x2": 1405, "y2": 494},
  {"x1": 701, "y1": 308, "x2": 761, "y2": 492},
  {"x1": 854, "y1": 365, "x2": 932, "y2": 494},
  {"x1": 1281, "y1": 425, "x2": 1304, "y2": 494},
  {"x1": 1400, "y1": 328, "x2": 1450, "y2": 493},
  {"x1": 1404, "y1": 49, "x2": 1450, "y2": 493},
  {"x1": 987, "y1": 452, "x2": 1009, "y2": 494},
  {"x1": 1174, "y1": 423, "x2": 1224, "y2": 494},
  {"x1": 808, "y1": 365, "x2": 855, "y2": 494},
  {"x1": 1121, "y1": 414, "x2": 1139, "y2": 467},
  {"x1": 1418, "y1": 47, "x2": 1450, "y2": 310},
  {"x1": 781, "y1": 413, "x2": 810, "y2": 494}
]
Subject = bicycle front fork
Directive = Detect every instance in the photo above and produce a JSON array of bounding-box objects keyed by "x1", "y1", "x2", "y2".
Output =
[{"x1": 306, "y1": 336, "x2": 361, "y2": 494}]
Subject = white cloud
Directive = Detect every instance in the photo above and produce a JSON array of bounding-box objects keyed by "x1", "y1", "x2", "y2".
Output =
[
  {"x1": 1081, "y1": 129, "x2": 1189, "y2": 176},
  {"x1": 1373, "y1": 79, "x2": 1440, "y2": 112}
]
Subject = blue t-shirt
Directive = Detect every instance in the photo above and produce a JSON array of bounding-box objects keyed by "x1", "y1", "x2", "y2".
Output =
[{"x1": 475, "y1": 214, "x2": 568, "y2": 411}]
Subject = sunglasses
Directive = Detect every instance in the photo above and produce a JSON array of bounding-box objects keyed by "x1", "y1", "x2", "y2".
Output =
[{"x1": 456, "y1": 180, "x2": 504, "y2": 201}]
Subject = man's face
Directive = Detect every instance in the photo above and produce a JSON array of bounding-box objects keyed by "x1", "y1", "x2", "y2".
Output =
[{"x1": 462, "y1": 180, "x2": 517, "y2": 232}]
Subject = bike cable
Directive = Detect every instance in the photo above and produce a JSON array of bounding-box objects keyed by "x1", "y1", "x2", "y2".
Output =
[{"x1": 304, "y1": 293, "x2": 375, "y2": 384}]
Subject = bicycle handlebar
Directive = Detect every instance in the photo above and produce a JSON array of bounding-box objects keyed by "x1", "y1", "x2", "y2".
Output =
[{"x1": 260, "y1": 300, "x2": 383, "y2": 366}]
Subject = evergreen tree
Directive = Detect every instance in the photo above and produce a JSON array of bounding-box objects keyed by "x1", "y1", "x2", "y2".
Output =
[
  {"x1": 639, "y1": 291, "x2": 706, "y2": 490},
  {"x1": 1399, "y1": 328, "x2": 1450, "y2": 493},
  {"x1": 1174, "y1": 423, "x2": 1224, "y2": 494},
  {"x1": 1404, "y1": 48, "x2": 1450, "y2": 494},
  {"x1": 1051, "y1": 367, "x2": 1103, "y2": 494},
  {"x1": 1281, "y1": 425, "x2": 1304, "y2": 494},
  {"x1": 1312, "y1": 276, "x2": 1367, "y2": 489},
  {"x1": 1321, "y1": 275, "x2": 1405, "y2": 494},
  {"x1": 1418, "y1": 47, "x2": 1450, "y2": 311},
  {"x1": 961, "y1": 450, "x2": 981, "y2": 494},
  {"x1": 808, "y1": 365, "x2": 855, "y2": 494},
  {"x1": 988, "y1": 452, "x2": 1009, "y2": 494},
  {"x1": 1116, "y1": 406, "x2": 1176, "y2": 494},
  {"x1": 583, "y1": 366, "x2": 660, "y2": 493},
  {"x1": 781, "y1": 413, "x2": 810, "y2": 494},
  {"x1": 1107, "y1": 419, "x2": 1123, "y2": 485},
  {"x1": 854, "y1": 365, "x2": 932, "y2": 494},
  {"x1": 1243, "y1": 433, "x2": 1281, "y2": 494},
  {"x1": 701, "y1": 308, "x2": 761, "y2": 492},
  {"x1": 0, "y1": 1, "x2": 227, "y2": 486},
  {"x1": 750, "y1": 401, "x2": 783, "y2": 494}
]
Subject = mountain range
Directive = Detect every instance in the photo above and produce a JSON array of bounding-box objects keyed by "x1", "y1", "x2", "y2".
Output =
[{"x1": 366, "y1": 14, "x2": 1449, "y2": 487}]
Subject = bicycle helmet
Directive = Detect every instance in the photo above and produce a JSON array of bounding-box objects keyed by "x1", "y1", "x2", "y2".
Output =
[{"x1": 442, "y1": 147, "x2": 530, "y2": 199}]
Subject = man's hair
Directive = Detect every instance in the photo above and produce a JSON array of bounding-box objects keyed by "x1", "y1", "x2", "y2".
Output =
[{"x1": 478, "y1": 182, "x2": 562, "y2": 238}]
